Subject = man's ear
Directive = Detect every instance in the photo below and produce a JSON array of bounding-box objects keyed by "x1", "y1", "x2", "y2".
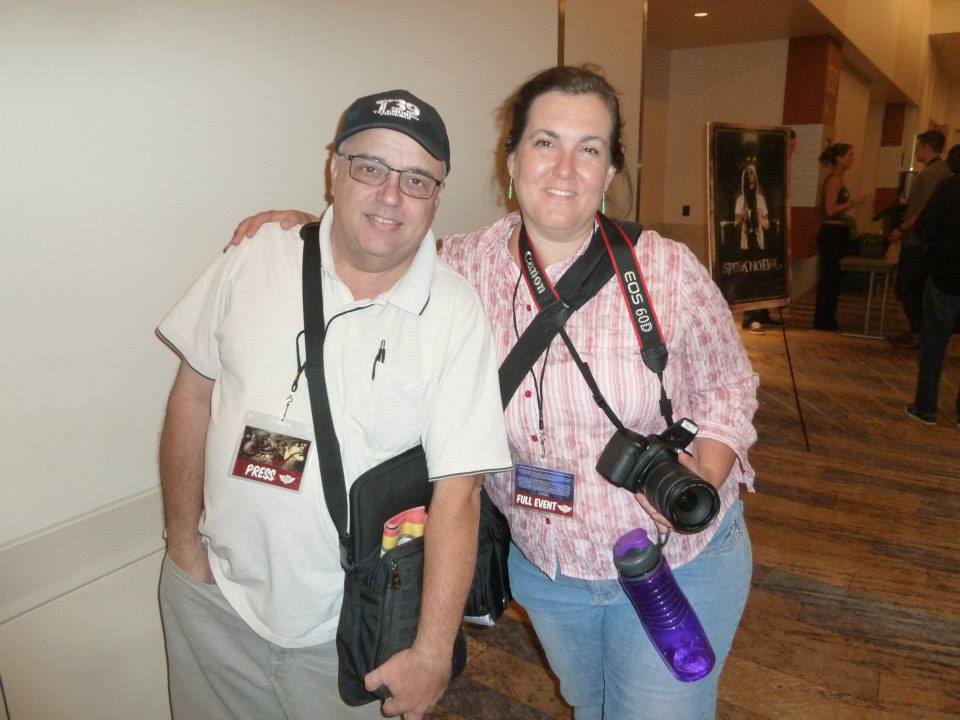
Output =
[
  {"x1": 432, "y1": 179, "x2": 446, "y2": 209},
  {"x1": 328, "y1": 153, "x2": 340, "y2": 195}
]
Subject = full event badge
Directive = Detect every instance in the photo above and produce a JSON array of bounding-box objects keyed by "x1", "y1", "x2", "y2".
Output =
[
  {"x1": 231, "y1": 411, "x2": 313, "y2": 492},
  {"x1": 514, "y1": 463, "x2": 575, "y2": 517}
]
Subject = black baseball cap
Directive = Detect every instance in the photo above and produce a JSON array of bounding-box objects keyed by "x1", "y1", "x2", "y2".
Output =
[{"x1": 334, "y1": 89, "x2": 451, "y2": 174}]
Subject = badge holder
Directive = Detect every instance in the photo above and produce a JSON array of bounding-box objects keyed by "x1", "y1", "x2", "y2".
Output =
[{"x1": 229, "y1": 410, "x2": 313, "y2": 493}]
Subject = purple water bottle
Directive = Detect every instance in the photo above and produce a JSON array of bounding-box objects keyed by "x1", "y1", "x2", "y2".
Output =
[{"x1": 613, "y1": 528, "x2": 715, "y2": 682}]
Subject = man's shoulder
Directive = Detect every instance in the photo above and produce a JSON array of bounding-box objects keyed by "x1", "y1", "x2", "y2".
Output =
[
  {"x1": 917, "y1": 160, "x2": 951, "y2": 187},
  {"x1": 930, "y1": 160, "x2": 953, "y2": 183},
  {"x1": 431, "y1": 254, "x2": 486, "y2": 306},
  {"x1": 220, "y1": 223, "x2": 302, "y2": 274},
  {"x1": 238, "y1": 222, "x2": 303, "y2": 253}
]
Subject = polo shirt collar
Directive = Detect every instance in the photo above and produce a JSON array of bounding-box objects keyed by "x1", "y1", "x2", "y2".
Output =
[{"x1": 316, "y1": 205, "x2": 436, "y2": 315}]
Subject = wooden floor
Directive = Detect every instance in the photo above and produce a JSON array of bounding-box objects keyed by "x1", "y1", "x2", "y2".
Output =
[{"x1": 435, "y1": 286, "x2": 960, "y2": 720}]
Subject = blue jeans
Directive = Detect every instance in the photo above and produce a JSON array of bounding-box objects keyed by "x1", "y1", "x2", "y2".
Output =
[
  {"x1": 508, "y1": 501, "x2": 752, "y2": 720},
  {"x1": 914, "y1": 279, "x2": 960, "y2": 417},
  {"x1": 896, "y1": 243, "x2": 927, "y2": 332}
]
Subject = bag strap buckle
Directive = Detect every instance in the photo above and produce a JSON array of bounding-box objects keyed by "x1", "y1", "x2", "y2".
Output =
[{"x1": 339, "y1": 538, "x2": 355, "y2": 572}]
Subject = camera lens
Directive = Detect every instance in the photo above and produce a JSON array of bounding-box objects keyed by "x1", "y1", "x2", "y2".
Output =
[
  {"x1": 644, "y1": 461, "x2": 720, "y2": 533},
  {"x1": 667, "y1": 483, "x2": 720, "y2": 532},
  {"x1": 675, "y1": 489, "x2": 699, "y2": 513}
]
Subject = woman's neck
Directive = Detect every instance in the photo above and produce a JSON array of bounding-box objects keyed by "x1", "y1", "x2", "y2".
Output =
[{"x1": 511, "y1": 218, "x2": 596, "y2": 268}]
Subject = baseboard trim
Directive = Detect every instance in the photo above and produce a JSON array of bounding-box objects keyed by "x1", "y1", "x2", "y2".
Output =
[{"x1": 0, "y1": 488, "x2": 164, "y2": 624}]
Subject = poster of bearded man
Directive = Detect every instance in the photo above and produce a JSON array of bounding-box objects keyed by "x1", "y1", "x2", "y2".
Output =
[{"x1": 707, "y1": 123, "x2": 791, "y2": 311}]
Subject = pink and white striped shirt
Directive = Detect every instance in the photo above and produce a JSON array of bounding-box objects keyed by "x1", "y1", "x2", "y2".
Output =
[{"x1": 441, "y1": 213, "x2": 758, "y2": 579}]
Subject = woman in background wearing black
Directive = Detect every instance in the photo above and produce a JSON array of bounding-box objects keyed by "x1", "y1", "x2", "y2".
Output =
[{"x1": 813, "y1": 143, "x2": 873, "y2": 330}]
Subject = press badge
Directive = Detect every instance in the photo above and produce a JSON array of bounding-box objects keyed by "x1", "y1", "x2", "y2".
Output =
[
  {"x1": 230, "y1": 411, "x2": 313, "y2": 492},
  {"x1": 514, "y1": 463, "x2": 575, "y2": 517}
]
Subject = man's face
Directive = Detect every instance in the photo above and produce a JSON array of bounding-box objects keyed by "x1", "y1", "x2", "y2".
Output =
[
  {"x1": 329, "y1": 128, "x2": 445, "y2": 275},
  {"x1": 915, "y1": 141, "x2": 934, "y2": 165}
]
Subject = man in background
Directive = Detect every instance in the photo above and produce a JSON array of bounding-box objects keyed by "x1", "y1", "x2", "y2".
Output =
[
  {"x1": 889, "y1": 130, "x2": 950, "y2": 349},
  {"x1": 905, "y1": 144, "x2": 960, "y2": 426}
]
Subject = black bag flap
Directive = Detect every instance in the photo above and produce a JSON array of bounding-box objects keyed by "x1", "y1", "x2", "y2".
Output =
[{"x1": 348, "y1": 444, "x2": 431, "y2": 565}]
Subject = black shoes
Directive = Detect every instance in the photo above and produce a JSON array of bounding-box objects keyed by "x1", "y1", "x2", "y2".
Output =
[{"x1": 904, "y1": 404, "x2": 936, "y2": 426}]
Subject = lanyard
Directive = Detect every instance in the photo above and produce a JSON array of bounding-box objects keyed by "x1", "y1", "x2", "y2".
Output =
[{"x1": 516, "y1": 213, "x2": 675, "y2": 431}]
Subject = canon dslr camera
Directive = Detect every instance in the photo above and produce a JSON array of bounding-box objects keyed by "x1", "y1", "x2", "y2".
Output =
[{"x1": 596, "y1": 418, "x2": 720, "y2": 533}]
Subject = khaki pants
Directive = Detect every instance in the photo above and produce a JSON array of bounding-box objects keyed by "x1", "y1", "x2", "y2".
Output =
[{"x1": 159, "y1": 554, "x2": 382, "y2": 720}]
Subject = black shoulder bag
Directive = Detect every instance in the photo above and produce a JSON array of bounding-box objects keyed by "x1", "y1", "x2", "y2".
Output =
[{"x1": 299, "y1": 223, "x2": 466, "y2": 707}]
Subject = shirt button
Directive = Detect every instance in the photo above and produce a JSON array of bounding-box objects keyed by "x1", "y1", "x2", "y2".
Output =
[
  {"x1": 545, "y1": 517, "x2": 551, "y2": 525},
  {"x1": 530, "y1": 435, "x2": 539, "y2": 442},
  {"x1": 524, "y1": 390, "x2": 532, "y2": 398},
  {"x1": 526, "y1": 304, "x2": 533, "y2": 312}
]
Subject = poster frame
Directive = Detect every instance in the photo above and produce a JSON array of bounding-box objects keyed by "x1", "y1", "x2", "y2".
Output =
[{"x1": 706, "y1": 122, "x2": 792, "y2": 312}]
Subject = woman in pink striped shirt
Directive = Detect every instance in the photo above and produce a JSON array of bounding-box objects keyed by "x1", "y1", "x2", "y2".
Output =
[{"x1": 235, "y1": 66, "x2": 757, "y2": 720}]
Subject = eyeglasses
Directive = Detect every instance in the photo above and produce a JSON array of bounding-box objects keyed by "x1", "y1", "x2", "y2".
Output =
[{"x1": 337, "y1": 153, "x2": 442, "y2": 199}]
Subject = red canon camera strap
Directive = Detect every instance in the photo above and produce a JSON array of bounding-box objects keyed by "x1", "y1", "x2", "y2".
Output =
[{"x1": 515, "y1": 213, "x2": 675, "y2": 429}]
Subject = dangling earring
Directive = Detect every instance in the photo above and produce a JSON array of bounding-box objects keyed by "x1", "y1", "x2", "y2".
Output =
[
  {"x1": 600, "y1": 191, "x2": 606, "y2": 215},
  {"x1": 507, "y1": 177, "x2": 514, "y2": 201}
]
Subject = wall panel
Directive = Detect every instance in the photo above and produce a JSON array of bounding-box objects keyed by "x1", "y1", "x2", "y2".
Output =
[{"x1": 0, "y1": 0, "x2": 556, "y2": 547}]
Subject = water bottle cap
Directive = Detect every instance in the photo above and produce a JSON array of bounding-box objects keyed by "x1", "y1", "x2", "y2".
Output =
[
  {"x1": 612, "y1": 528, "x2": 661, "y2": 577},
  {"x1": 614, "y1": 527, "x2": 652, "y2": 554}
]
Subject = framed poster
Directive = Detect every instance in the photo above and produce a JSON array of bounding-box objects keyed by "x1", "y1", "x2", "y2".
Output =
[{"x1": 707, "y1": 123, "x2": 791, "y2": 311}]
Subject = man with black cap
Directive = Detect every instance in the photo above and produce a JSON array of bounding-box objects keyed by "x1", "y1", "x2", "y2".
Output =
[{"x1": 156, "y1": 90, "x2": 511, "y2": 719}]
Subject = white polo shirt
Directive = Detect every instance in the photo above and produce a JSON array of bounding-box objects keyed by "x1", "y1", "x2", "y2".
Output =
[{"x1": 158, "y1": 207, "x2": 512, "y2": 647}]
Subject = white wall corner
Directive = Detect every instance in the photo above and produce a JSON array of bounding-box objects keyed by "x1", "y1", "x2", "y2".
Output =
[{"x1": 0, "y1": 488, "x2": 164, "y2": 624}]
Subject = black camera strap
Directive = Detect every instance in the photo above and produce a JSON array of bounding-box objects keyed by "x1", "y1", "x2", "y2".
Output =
[
  {"x1": 499, "y1": 223, "x2": 611, "y2": 407},
  {"x1": 300, "y1": 221, "x2": 349, "y2": 544},
  {"x1": 507, "y1": 213, "x2": 674, "y2": 430}
]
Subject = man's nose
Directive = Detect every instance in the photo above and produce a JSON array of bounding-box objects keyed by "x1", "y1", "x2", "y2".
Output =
[{"x1": 376, "y1": 170, "x2": 403, "y2": 205}]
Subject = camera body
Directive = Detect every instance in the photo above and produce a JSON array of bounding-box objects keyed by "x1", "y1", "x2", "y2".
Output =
[{"x1": 596, "y1": 418, "x2": 720, "y2": 533}]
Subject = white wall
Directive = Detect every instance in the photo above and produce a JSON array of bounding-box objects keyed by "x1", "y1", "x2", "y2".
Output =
[
  {"x1": 809, "y1": 0, "x2": 932, "y2": 103},
  {"x1": 833, "y1": 66, "x2": 874, "y2": 229},
  {"x1": 639, "y1": 41, "x2": 672, "y2": 227},
  {"x1": 860, "y1": 102, "x2": 886, "y2": 233},
  {"x1": 660, "y1": 39, "x2": 789, "y2": 260},
  {"x1": 0, "y1": 549, "x2": 167, "y2": 720},
  {"x1": 921, "y1": 55, "x2": 951, "y2": 128},
  {"x1": 947, "y1": 80, "x2": 960, "y2": 149},
  {"x1": 0, "y1": 0, "x2": 555, "y2": 548},
  {"x1": 0, "y1": 2, "x2": 557, "y2": 717},
  {"x1": 564, "y1": 0, "x2": 645, "y2": 220}
]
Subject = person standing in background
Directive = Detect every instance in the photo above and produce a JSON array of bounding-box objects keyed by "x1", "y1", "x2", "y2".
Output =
[
  {"x1": 812, "y1": 143, "x2": 873, "y2": 331},
  {"x1": 905, "y1": 144, "x2": 960, "y2": 426},
  {"x1": 888, "y1": 130, "x2": 950, "y2": 349}
]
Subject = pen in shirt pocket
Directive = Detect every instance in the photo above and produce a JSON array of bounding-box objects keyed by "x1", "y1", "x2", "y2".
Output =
[{"x1": 371, "y1": 339, "x2": 386, "y2": 380}]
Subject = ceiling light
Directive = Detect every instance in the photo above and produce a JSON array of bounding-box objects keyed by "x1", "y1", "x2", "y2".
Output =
[{"x1": 693, "y1": 11, "x2": 708, "y2": 17}]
